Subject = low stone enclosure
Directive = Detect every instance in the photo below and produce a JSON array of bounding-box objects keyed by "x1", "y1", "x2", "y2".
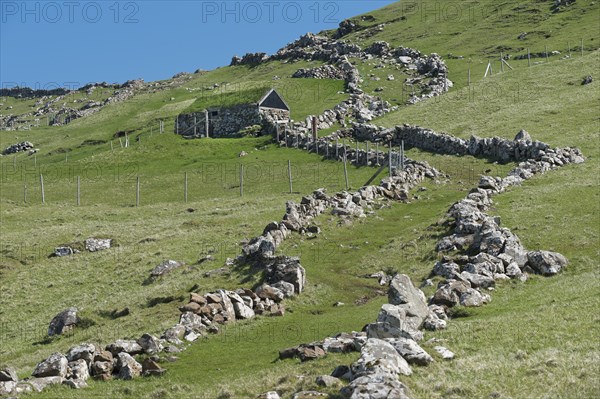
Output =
[
  {"x1": 175, "y1": 88, "x2": 291, "y2": 139},
  {"x1": 0, "y1": 119, "x2": 585, "y2": 397},
  {"x1": 175, "y1": 34, "x2": 451, "y2": 139},
  {"x1": 231, "y1": 33, "x2": 451, "y2": 105}
]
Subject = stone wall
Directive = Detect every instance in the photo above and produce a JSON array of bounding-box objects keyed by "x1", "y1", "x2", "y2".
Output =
[
  {"x1": 176, "y1": 105, "x2": 289, "y2": 138},
  {"x1": 348, "y1": 123, "x2": 585, "y2": 165}
]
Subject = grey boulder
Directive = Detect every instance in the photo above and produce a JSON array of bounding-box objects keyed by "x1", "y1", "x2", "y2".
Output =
[
  {"x1": 48, "y1": 307, "x2": 78, "y2": 336},
  {"x1": 351, "y1": 338, "x2": 412, "y2": 377},
  {"x1": 527, "y1": 250, "x2": 568, "y2": 275},
  {"x1": 32, "y1": 353, "x2": 68, "y2": 378},
  {"x1": 116, "y1": 353, "x2": 142, "y2": 380}
]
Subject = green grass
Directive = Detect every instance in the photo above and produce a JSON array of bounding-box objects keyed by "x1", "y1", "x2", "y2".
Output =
[{"x1": 1, "y1": 1, "x2": 599, "y2": 398}]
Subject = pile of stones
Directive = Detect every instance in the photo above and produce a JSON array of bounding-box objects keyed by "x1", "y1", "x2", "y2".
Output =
[
  {"x1": 292, "y1": 65, "x2": 346, "y2": 80},
  {"x1": 53, "y1": 238, "x2": 113, "y2": 257},
  {"x1": 2, "y1": 141, "x2": 34, "y2": 155}
]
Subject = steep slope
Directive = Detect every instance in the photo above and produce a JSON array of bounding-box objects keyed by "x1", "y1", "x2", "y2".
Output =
[{"x1": 0, "y1": 1, "x2": 598, "y2": 398}]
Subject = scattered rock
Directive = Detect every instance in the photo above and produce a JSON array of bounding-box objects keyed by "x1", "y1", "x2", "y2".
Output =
[
  {"x1": 0, "y1": 367, "x2": 18, "y2": 382},
  {"x1": 316, "y1": 375, "x2": 342, "y2": 387},
  {"x1": 141, "y1": 358, "x2": 166, "y2": 377},
  {"x1": 257, "y1": 392, "x2": 281, "y2": 399},
  {"x1": 292, "y1": 391, "x2": 328, "y2": 399},
  {"x1": 151, "y1": 260, "x2": 184, "y2": 277},
  {"x1": 527, "y1": 251, "x2": 568, "y2": 275},
  {"x1": 84, "y1": 238, "x2": 112, "y2": 252},
  {"x1": 433, "y1": 346, "x2": 455, "y2": 360},
  {"x1": 298, "y1": 345, "x2": 326, "y2": 362},
  {"x1": 48, "y1": 308, "x2": 78, "y2": 337}
]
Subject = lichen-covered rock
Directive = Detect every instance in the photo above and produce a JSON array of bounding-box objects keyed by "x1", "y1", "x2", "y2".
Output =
[
  {"x1": 67, "y1": 359, "x2": 89, "y2": 382},
  {"x1": 48, "y1": 307, "x2": 78, "y2": 336},
  {"x1": 106, "y1": 340, "x2": 143, "y2": 356},
  {"x1": 340, "y1": 372, "x2": 410, "y2": 399},
  {"x1": 387, "y1": 274, "x2": 429, "y2": 329},
  {"x1": 151, "y1": 260, "x2": 183, "y2": 277},
  {"x1": 384, "y1": 337, "x2": 433, "y2": 366},
  {"x1": 137, "y1": 333, "x2": 163, "y2": 355},
  {"x1": 66, "y1": 343, "x2": 96, "y2": 365},
  {"x1": 526, "y1": 251, "x2": 568, "y2": 275},
  {"x1": 84, "y1": 238, "x2": 112, "y2": 252},
  {"x1": 351, "y1": 338, "x2": 412, "y2": 377},
  {"x1": 116, "y1": 353, "x2": 142, "y2": 380},
  {"x1": 32, "y1": 353, "x2": 68, "y2": 378},
  {"x1": 0, "y1": 367, "x2": 18, "y2": 382}
]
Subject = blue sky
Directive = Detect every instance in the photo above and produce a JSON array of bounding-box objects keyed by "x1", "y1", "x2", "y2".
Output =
[{"x1": 0, "y1": 0, "x2": 396, "y2": 89}]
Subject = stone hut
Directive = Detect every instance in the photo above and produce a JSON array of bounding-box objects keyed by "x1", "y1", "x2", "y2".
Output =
[{"x1": 175, "y1": 88, "x2": 290, "y2": 138}]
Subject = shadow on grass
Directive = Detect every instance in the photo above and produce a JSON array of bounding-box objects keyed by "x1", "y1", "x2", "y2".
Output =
[
  {"x1": 146, "y1": 295, "x2": 184, "y2": 308},
  {"x1": 98, "y1": 307, "x2": 130, "y2": 320}
]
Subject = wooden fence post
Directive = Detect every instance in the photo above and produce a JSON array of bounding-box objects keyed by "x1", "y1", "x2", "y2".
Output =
[
  {"x1": 23, "y1": 183, "x2": 27, "y2": 203},
  {"x1": 239, "y1": 165, "x2": 244, "y2": 197},
  {"x1": 343, "y1": 151, "x2": 349, "y2": 190},
  {"x1": 205, "y1": 110, "x2": 209, "y2": 138},
  {"x1": 136, "y1": 176, "x2": 140, "y2": 207},
  {"x1": 527, "y1": 48, "x2": 531, "y2": 67},
  {"x1": 40, "y1": 174, "x2": 45, "y2": 204},
  {"x1": 335, "y1": 139, "x2": 339, "y2": 159},
  {"x1": 376, "y1": 143, "x2": 379, "y2": 165},
  {"x1": 388, "y1": 143, "x2": 392, "y2": 177},
  {"x1": 356, "y1": 141, "x2": 359, "y2": 164},
  {"x1": 366, "y1": 141, "x2": 370, "y2": 165},
  {"x1": 500, "y1": 52, "x2": 504, "y2": 72},
  {"x1": 468, "y1": 64, "x2": 471, "y2": 86},
  {"x1": 184, "y1": 172, "x2": 188, "y2": 203},
  {"x1": 288, "y1": 160, "x2": 293, "y2": 194}
]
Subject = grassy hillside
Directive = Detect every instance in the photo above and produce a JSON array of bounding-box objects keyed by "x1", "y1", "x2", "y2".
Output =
[{"x1": 1, "y1": 1, "x2": 599, "y2": 398}]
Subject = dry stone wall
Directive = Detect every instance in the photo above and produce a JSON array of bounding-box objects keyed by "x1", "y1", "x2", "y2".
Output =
[
  {"x1": 348, "y1": 123, "x2": 586, "y2": 165},
  {"x1": 268, "y1": 118, "x2": 585, "y2": 398}
]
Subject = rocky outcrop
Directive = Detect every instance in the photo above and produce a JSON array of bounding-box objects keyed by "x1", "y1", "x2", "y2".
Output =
[{"x1": 293, "y1": 65, "x2": 346, "y2": 80}]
